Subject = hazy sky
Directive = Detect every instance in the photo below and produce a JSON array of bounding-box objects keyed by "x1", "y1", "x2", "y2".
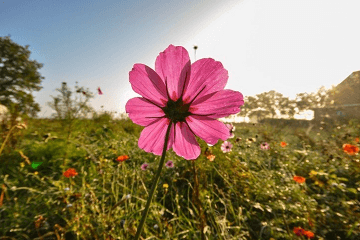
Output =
[{"x1": 1, "y1": 0, "x2": 360, "y2": 118}]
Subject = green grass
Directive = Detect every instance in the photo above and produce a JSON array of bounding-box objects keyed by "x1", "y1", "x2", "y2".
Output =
[{"x1": 0, "y1": 116, "x2": 359, "y2": 239}]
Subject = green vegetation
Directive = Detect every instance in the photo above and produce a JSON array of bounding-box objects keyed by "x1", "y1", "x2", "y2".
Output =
[{"x1": 1, "y1": 114, "x2": 359, "y2": 240}]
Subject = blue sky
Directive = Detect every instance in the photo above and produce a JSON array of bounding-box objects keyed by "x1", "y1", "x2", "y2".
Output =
[{"x1": 1, "y1": 0, "x2": 360, "y2": 118}]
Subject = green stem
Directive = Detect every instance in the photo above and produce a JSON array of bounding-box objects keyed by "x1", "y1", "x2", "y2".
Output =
[
  {"x1": 0, "y1": 125, "x2": 18, "y2": 158},
  {"x1": 134, "y1": 121, "x2": 173, "y2": 240}
]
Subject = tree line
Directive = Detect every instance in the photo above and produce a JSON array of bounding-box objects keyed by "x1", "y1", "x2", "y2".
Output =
[
  {"x1": 236, "y1": 87, "x2": 336, "y2": 121},
  {"x1": 1, "y1": 36, "x2": 337, "y2": 126}
]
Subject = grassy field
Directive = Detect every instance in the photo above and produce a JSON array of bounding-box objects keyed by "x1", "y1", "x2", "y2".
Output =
[{"x1": 0, "y1": 114, "x2": 359, "y2": 240}]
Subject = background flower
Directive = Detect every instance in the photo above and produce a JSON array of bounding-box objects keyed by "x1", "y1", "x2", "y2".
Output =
[
  {"x1": 343, "y1": 143, "x2": 359, "y2": 155},
  {"x1": 116, "y1": 155, "x2": 129, "y2": 162},
  {"x1": 141, "y1": 163, "x2": 149, "y2": 171},
  {"x1": 63, "y1": 168, "x2": 78, "y2": 178},
  {"x1": 226, "y1": 123, "x2": 235, "y2": 138},
  {"x1": 260, "y1": 142, "x2": 270, "y2": 150},
  {"x1": 280, "y1": 141, "x2": 287, "y2": 147},
  {"x1": 207, "y1": 154, "x2": 215, "y2": 161},
  {"x1": 293, "y1": 176, "x2": 306, "y2": 183},
  {"x1": 165, "y1": 160, "x2": 174, "y2": 168},
  {"x1": 221, "y1": 141, "x2": 233, "y2": 153}
]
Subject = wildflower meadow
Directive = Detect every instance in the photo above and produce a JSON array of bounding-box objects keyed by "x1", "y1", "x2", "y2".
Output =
[{"x1": 1, "y1": 45, "x2": 360, "y2": 240}]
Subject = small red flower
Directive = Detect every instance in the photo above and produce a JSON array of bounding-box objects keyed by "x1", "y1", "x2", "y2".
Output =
[
  {"x1": 280, "y1": 141, "x2": 287, "y2": 147},
  {"x1": 98, "y1": 87, "x2": 103, "y2": 95},
  {"x1": 355, "y1": 137, "x2": 359, "y2": 143},
  {"x1": 116, "y1": 155, "x2": 129, "y2": 162},
  {"x1": 293, "y1": 227, "x2": 306, "y2": 236},
  {"x1": 303, "y1": 230, "x2": 315, "y2": 239},
  {"x1": 343, "y1": 143, "x2": 359, "y2": 155},
  {"x1": 293, "y1": 176, "x2": 306, "y2": 184},
  {"x1": 63, "y1": 168, "x2": 78, "y2": 178},
  {"x1": 293, "y1": 227, "x2": 314, "y2": 238}
]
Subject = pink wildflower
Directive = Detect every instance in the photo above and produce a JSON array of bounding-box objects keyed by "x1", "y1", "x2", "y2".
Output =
[
  {"x1": 125, "y1": 45, "x2": 244, "y2": 160},
  {"x1": 98, "y1": 87, "x2": 103, "y2": 95},
  {"x1": 165, "y1": 160, "x2": 174, "y2": 168},
  {"x1": 141, "y1": 163, "x2": 149, "y2": 171},
  {"x1": 221, "y1": 141, "x2": 233, "y2": 153},
  {"x1": 260, "y1": 142, "x2": 270, "y2": 150},
  {"x1": 225, "y1": 123, "x2": 235, "y2": 138}
]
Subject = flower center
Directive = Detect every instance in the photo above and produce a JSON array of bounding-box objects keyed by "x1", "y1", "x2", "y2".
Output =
[{"x1": 162, "y1": 98, "x2": 191, "y2": 123}]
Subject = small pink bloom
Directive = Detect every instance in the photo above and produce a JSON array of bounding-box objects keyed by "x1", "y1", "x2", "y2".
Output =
[
  {"x1": 226, "y1": 123, "x2": 235, "y2": 138},
  {"x1": 125, "y1": 45, "x2": 244, "y2": 160},
  {"x1": 260, "y1": 142, "x2": 270, "y2": 150},
  {"x1": 98, "y1": 87, "x2": 103, "y2": 95},
  {"x1": 141, "y1": 163, "x2": 149, "y2": 171},
  {"x1": 221, "y1": 141, "x2": 233, "y2": 153},
  {"x1": 165, "y1": 160, "x2": 174, "y2": 168}
]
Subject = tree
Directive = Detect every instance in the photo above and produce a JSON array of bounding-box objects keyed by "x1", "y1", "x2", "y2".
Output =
[
  {"x1": 238, "y1": 96, "x2": 258, "y2": 121},
  {"x1": 278, "y1": 97, "x2": 296, "y2": 119},
  {"x1": 48, "y1": 82, "x2": 94, "y2": 124},
  {"x1": 0, "y1": 36, "x2": 43, "y2": 119},
  {"x1": 295, "y1": 85, "x2": 336, "y2": 113},
  {"x1": 255, "y1": 90, "x2": 284, "y2": 118}
]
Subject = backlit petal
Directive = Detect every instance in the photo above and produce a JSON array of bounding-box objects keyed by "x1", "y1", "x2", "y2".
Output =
[
  {"x1": 138, "y1": 118, "x2": 174, "y2": 156},
  {"x1": 172, "y1": 122, "x2": 201, "y2": 160},
  {"x1": 189, "y1": 90, "x2": 244, "y2": 118},
  {"x1": 186, "y1": 115, "x2": 230, "y2": 145},
  {"x1": 125, "y1": 97, "x2": 165, "y2": 126},
  {"x1": 129, "y1": 64, "x2": 168, "y2": 107},
  {"x1": 155, "y1": 44, "x2": 191, "y2": 101},
  {"x1": 182, "y1": 58, "x2": 228, "y2": 104}
]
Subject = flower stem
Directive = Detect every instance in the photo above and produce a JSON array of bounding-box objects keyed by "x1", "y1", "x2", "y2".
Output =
[
  {"x1": 0, "y1": 124, "x2": 18, "y2": 158},
  {"x1": 134, "y1": 121, "x2": 173, "y2": 240}
]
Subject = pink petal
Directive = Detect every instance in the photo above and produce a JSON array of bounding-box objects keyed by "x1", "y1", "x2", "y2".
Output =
[
  {"x1": 138, "y1": 118, "x2": 174, "y2": 156},
  {"x1": 129, "y1": 64, "x2": 168, "y2": 107},
  {"x1": 189, "y1": 90, "x2": 244, "y2": 118},
  {"x1": 155, "y1": 45, "x2": 191, "y2": 101},
  {"x1": 125, "y1": 97, "x2": 165, "y2": 126},
  {"x1": 172, "y1": 122, "x2": 201, "y2": 160},
  {"x1": 182, "y1": 58, "x2": 228, "y2": 104},
  {"x1": 186, "y1": 115, "x2": 230, "y2": 145}
]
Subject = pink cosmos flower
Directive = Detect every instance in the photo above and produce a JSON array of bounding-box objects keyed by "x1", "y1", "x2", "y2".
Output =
[
  {"x1": 165, "y1": 160, "x2": 174, "y2": 168},
  {"x1": 260, "y1": 142, "x2": 270, "y2": 150},
  {"x1": 225, "y1": 123, "x2": 235, "y2": 138},
  {"x1": 98, "y1": 87, "x2": 103, "y2": 95},
  {"x1": 125, "y1": 45, "x2": 244, "y2": 160},
  {"x1": 141, "y1": 163, "x2": 149, "y2": 171},
  {"x1": 221, "y1": 141, "x2": 233, "y2": 153}
]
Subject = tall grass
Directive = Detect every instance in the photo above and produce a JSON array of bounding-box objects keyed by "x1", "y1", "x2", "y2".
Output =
[{"x1": 0, "y1": 114, "x2": 359, "y2": 239}]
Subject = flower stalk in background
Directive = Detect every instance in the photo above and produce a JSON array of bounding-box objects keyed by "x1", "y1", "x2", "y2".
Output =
[
  {"x1": 0, "y1": 122, "x2": 27, "y2": 158},
  {"x1": 125, "y1": 44, "x2": 243, "y2": 239}
]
